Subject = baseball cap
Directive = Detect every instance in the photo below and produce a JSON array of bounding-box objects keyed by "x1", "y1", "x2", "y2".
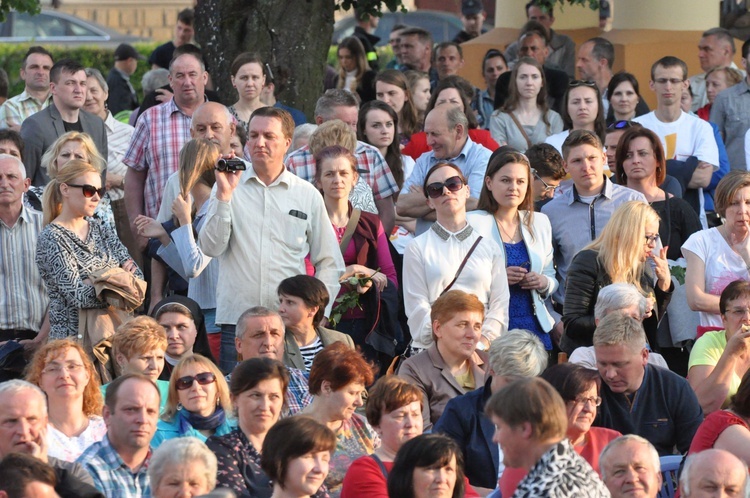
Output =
[
  {"x1": 461, "y1": 0, "x2": 483, "y2": 16},
  {"x1": 114, "y1": 43, "x2": 146, "y2": 61}
]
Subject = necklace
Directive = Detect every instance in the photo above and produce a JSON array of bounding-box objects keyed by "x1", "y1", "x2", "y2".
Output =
[{"x1": 495, "y1": 213, "x2": 521, "y2": 243}]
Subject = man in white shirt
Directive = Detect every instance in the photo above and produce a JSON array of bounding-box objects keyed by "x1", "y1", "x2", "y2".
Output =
[{"x1": 634, "y1": 56, "x2": 719, "y2": 228}]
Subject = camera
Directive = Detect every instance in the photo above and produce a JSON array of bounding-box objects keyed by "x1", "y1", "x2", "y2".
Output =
[{"x1": 216, "y1": 157, "x2": 247, "y2": 173}]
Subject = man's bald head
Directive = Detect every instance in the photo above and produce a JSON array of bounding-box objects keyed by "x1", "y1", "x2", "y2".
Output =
[
  {"x1": 681, "y1": 449, "x2": 749, "y2": 498},
  {"x1": 190, "y1": 102, "x2": 236, "y2": 154}
]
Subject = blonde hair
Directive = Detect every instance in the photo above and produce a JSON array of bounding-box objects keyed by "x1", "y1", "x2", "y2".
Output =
[
  {"x1": 25, "y1": 339, "x2": 103, "y2": 417},
  {"x1": 308, "y1": 120, "x2": 357, "y2": 155},
  {"x1": 41, "y1": 160, "x2": 100, "y2": 225},
  {"x1": 112, "y1": 316, "x2": 168, "y2": 360},
  {"x1": 40, "y1": 132, "x2": 105, "y2": 180},
  {"x1": 162, "y1": 354, "x2": 232, "y2": 421},
  {"x1": 178, "y1": 138, "x2": 220, "y2": 198},
  {"x1": 585, "y1": 201, "x2": 659, "y2": 292}
]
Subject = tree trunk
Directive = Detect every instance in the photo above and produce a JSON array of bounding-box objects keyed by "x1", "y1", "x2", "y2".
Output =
[{"x1": 194, "y1": 0, "x2": 336, "y2": 120}]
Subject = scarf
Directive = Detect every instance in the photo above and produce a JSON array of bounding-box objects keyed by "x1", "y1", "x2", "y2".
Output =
[{"x1": 177, "y1": 405, "x2": 226, "y2": 434}]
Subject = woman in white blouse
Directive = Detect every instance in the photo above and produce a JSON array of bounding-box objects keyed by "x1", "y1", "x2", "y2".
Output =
[
  {"x1": 402, "y1": 162, "x2": 509, "y2": 353},
  {"x1": 467, "y1": 149, "x2": 557, "y2": 352}
]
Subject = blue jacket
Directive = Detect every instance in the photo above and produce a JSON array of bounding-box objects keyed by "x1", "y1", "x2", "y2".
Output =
[
  {"x1": 151, "y1": 414, "x2": 236, "y2": 448},
  {"x1": 433, "y1": 377, "x2": 498, "y2": 489}
]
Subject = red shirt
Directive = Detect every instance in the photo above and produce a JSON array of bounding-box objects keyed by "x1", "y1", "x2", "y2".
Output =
[{"x1": 402, "y1": 129, "x2": 499, "y2": 160}]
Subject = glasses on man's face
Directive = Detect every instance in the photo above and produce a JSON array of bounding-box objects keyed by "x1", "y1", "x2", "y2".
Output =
[
  {"x1": 569, "y1": 80, "x2": 597, "y2": 89},
  {"x1": 644, "y1": 233, "x2": 660, "y2": 245},
  {"x1": 654, "y1": 78, "x2": 685, "y2": 85},
  {"x1": 42, "y1": 362, "x2": 85, "y2": 375},
  {"x1": 65, "y1": 183, "x2": 105, "y2": 198},
  {"x1": 531, "y1": 168, "x2": 559, "y2": 193},
  {"x1": 572, "y1": 396, "x2": 602, "y2": 408},
  {"x1": 424, "y1": 175, "x2": 465, "y2": 199},
  {"x1": 726, "y1": 308, "x2": 750, "y2": 318},
  {"x1": 175, "y1": 372, "x2": 217, "y2": 391}
]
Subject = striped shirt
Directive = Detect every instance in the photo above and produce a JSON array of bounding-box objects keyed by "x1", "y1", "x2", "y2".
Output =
[
  {"x1": 123, "y1": 98, "x2": 193, "y2": 218},
  {"x1": 0, "y1": 206, "x2": 47, "y2": 331},
  {"x1": 0, "y1": 90, "x2": 51, "y2": 130},
  {"x1": 103, "y1": 111, "x2": 135, "y2": 202},
  {"x1": 299, "y1": 335, "x2": 324, "y2": 371}
]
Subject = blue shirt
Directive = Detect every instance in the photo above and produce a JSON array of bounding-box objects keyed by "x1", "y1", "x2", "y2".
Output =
[
  {"x1": 76, "y1": 435, "x2": 151, "y2": 498},
  {"x1": 401, "y1": 137, "x2": 493, "y2": 234},
  {"x1": 475, "y1": 89, "x2": 495, "y2": 130},
  {"x1": 541, "y1": 176, "x2": 647, "y2": 303}
]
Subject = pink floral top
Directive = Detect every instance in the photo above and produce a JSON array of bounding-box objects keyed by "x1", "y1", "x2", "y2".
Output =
[{"x1": 47, "y1": 416, "x2": 107, "y2": 462}]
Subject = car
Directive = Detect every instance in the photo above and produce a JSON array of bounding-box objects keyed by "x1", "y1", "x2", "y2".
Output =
[
  {"x1": 0, "y1": 9, "x2": 148, "y2": 46},
  {"x1": 332, "y1": 10, "x2": 492, "y2": 46}
]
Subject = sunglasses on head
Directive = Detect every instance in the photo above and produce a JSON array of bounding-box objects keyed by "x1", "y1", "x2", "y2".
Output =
[
  {"x1": 608, "y1": 120, "x2": 636, "y2": 130},
  {"x1": 175, "y1": 372, "x2": 217, "y2": 391},
  {"x1": 65, "y1": 183, "x2": 105, "y2": 198},
  {"x1": 425, "y1": 175, "x2": 465, "y2": 199},
  {"x1": 569, "y1": 80, "x2": 597, "y2": 89}
]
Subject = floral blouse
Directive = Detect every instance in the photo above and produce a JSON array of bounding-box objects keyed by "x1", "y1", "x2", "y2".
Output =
[
  {"x1": 47, "y1": 416, "x2": 107, "y2": 462},
  {"x1": 326, "y1": 414, "x2": 379, "y2": 498},
  {"x1": 35, "y1": 219, "x2": 142, "y2": 339}
]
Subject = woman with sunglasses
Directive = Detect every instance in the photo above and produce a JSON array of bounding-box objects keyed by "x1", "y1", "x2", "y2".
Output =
[
  {"x1": 562, "y1": 201, "x2": 672, "y2": 354},
  {"x1": 207, "y1": 357, "x2": 290, "y2": 498},
  {"x1": 489, "y1": 57, "x2": 562, "y2": 153},
  {"x1": 151, "y1": 353, "x2": 234, "y2": 448},
  {"x1": 545, "y1": 80, "x2": 607, "y2": 154},
  {"x1": 467, "y1": 149, "x2": 557, "y2": 350},
  {"x1": 402, "y1": 162, "x2": 509, "y2": 354},
  {"x1": 402, "y1": 76, "x2": 499, "y2": 160},
  {"x1": 25, "y1": 339, "x2": 106, "y2": 462},
  {"x1": 36, "y1": 160, "x2": 141, "y2": 339},
  {"x1": 613, "y1": 127, "x2": 701, "y2": 261},
  {"x1": 606, "y1": 72, "x2": 649, "y2": 125}
]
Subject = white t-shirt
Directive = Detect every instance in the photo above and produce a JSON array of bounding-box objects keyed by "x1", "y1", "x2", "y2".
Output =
[
  {"x1": 634, "y1": 111, "x2": 719, "y2": 228},
  {"x1": 682, "y1": 227, "x2": 750, "y2": 327},
  {"x1": 544, "y1": 130, "x2": 570, "y2": 155}
]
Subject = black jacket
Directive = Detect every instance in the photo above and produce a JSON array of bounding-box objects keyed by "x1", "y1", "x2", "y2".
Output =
[
  {"x1": 106, "y1": 68, "x2": 138, "y2": 115},
  {"x1": 353, "y1": 26, "x2": 380, "y2": 71},
  {"x1": 561, "y1": 249, "x2": 673, "y2": 354},
  {"x1": 494, "y1": 65, "x2": 569, "y2": 114}
]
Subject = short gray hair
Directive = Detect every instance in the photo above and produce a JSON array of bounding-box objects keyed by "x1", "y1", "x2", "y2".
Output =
[
  {"x1": 190, "y1": 102, "x2": 234, "y2": 129},
  {"x1": 702, "y1": 27, "x2": 736, "y2": 55},
  {"x1": 291, "y1": 123, "x2": 318, "y2": 152},
  {"x1": 314, "y1": 89, "x2": 359, "y2": 121},
  {"x1": 0, "y1": 380, "x2": 47, "y2": 413},
  {"x1": 599, "y1": 434, "x2": 659, "y2": 480},
  {"x1": 593, "y1": 312, "x2": 646, "y2": 351},
  {"x1": 142, "y1": 68, "x2": 170, "y2": 95},
  {"x1": 445, "y1": 106, "x2": 468, "y2": 135},
  {"x1": 681, "y1": 449, "x2": 750, "y2": 497},
  {"x1": 84, "y1": 67, "x2": 108, "y2": 94},
  {"x1": 148, "y1": 437, "x2": 217, "y2": 491},
  {"x1": 488, "y1": 329, "x2": 548, "y2": 378},
  {"x1": 594, "y1": 283, "x2": 648, "y2": 321},
  {"x1": 236, "y1": 306, "x2": 283, "y2": 339},
  {"x1": 0, "y1": 153, "x2": 26, "y2": 178}
]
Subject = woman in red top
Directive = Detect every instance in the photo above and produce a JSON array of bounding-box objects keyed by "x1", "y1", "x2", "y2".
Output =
[{"x1": 402, "y1": 76, "x2": 499, "y2": 160}]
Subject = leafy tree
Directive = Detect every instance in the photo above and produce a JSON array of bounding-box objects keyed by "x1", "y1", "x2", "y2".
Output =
[{"x1": 0, "y1": 0, "x2": 39, "y2": 22}]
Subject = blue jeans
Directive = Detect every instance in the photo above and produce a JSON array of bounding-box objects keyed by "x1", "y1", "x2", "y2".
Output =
[{"x1": 219, "y1": 324, "x2": 238, "y2": 375}]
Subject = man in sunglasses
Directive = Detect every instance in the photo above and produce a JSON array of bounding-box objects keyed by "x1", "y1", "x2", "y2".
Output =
[
  {"x1": 397, "y1": 105, "x2": 492, "y2": 235},
  {"x1": 78, "y1": 374, "x2": 161, "y2": 497}
]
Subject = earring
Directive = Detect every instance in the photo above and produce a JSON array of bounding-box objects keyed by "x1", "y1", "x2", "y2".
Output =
[{"x1": 177, "y1": 402, "x2": 184, "y2": 411}]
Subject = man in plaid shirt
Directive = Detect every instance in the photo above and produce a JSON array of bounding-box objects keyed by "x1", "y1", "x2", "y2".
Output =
[
  {"x1": 0, "y1": 46, "x2": 53, "y2": 131},
  {"x1": 123, "y1": 51, "x2": 207, "y2": 250},
  {"x1": 285, "y1": 89, "x2": 398, "y2": 233}
]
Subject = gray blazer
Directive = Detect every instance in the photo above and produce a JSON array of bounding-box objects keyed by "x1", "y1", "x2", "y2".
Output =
[
  {"x1": 397, "y1": 344, "x2": 488, "y2": 432},
  {"x1": 20, "y1": 102, "x2": 108, "y2": 186},
  {"x1": 283, "y1": 325, "x2": 355, "y2": 371}
]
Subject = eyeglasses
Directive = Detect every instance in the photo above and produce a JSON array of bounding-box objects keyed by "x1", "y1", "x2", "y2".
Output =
[
  {"x1": 531, "y1": 168, "x2": 559, "y2": 193},
  {"x1": 572, "y1": 396, "x2": 602, "y2": 408},
  {"x1": 654, "y1": 78, "x2": 685, "y2": 85},
  {"x1": 569, "y1": 80, "x2": 597, "y2": 89},
  {"x1": 726, "y1": 308, "x2": 750, "y2": 317},
  {"x1": 607, "y1": 120, "x2": 636, "y2": 130},
  {"x1": 644, "y1": 234, "x2": 660, "y2": 245},
  {"x1": 424, "y1": 175, "x2": 465, "y2": 199},
  {"x1": 42, "y1": 362, "x2": 84, "y2": 375},
  {"x1": 65, "y1": 183, "x2": 105, "y2": 198},
  {"x1": 175, "y1": 372, "x2": 217, "y2": 390}
]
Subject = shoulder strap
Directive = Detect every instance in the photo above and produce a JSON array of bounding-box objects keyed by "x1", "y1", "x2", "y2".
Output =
[
  {"x1": 441, "y1": 236, "x2": 483, "y2": 296},
  {"x1": 508, "y1": 112, "x2": 533, "y2": 150},
  {"x1": 339, "y1": 209, "x2": 361, "y2": 254},
  {"x1": 370, "y1": 454, "x2": 389, "y2": 479}
]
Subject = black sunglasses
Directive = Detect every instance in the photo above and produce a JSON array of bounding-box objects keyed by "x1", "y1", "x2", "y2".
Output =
[
  {"x1": 607, "y1": 120, "x2": 636, "y2": 130},
  {"x1": 65, "y1": 183, "x2": 105, "y2": 198},
  {"x1": 425, "y1": 175, "x2": 465, "y2": 199},
  {"x1": 175, "y1": 372, "x2": 217, "y2": 391},
  {"x1": 569, "y1": 80, "x2": 597, "y2": 89}
]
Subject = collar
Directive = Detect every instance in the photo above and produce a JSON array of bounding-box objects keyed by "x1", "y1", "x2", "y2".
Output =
[
  {"x1": 114, "y1": 67, "x2": 131, "y2": 81},
  {"x1": 245, "y1": 162, "x2": 291, "y2": 188},
  {"x1": 16, "y1": 89, "x2": 51, "y2": 104},
  {"x1": 168, "y1": 95, "x2": 209, "y2": 117},
  {"x1": 100, "y1": 435, "x2": 152, "y2": 472},
  {"x1": 569, "y1": 175, "x2": 611, "y2": 205},
  {"x1": 430, "y1": 221, "x2": 473, "y2": 241},
  {"x1": 103, "y1": 110, "x2": 117, "y2": 132},
  {"x1": 431, "y1": 136, "x2": 474, "y2": 164}
]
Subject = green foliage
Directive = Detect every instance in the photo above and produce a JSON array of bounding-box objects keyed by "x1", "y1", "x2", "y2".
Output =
[
  {"x1": 0, "y1": 0, "x2": 39, "y2": 23},
  {"x1": 0, "y1": 42, "x2": 158, "y2": 97},
  {"x1": 336, "y1": 0, "x2": 407, "y2": 18}
]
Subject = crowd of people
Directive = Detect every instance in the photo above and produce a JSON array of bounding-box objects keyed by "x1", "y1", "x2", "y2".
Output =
[{"x1": 5, "y1": 0, "x2": 750, "y2": 497}]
